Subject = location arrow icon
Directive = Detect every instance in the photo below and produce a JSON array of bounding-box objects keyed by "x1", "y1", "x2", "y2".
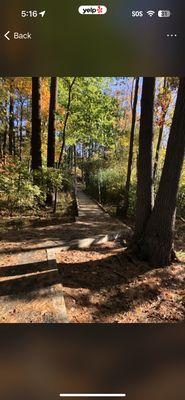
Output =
[
  {"x1": 39, "y1": 11, "x2": 46, "y2": 17},
  {"x1": 4, "y1": 31, "x2": 10, "y2": 40}
]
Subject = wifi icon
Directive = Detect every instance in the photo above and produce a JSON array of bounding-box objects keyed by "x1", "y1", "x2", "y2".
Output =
[{"x1": 147, "y1": 10, "x2": 155, "y2": 17}]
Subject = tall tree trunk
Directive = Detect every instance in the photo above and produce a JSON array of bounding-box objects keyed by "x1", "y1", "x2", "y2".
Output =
[
  {"x1": 153, "y1": 78, "x2": 167, "y2": 182},
  {"x1": 47, "y1": 77, "x2": 58, "y2": 205},
  {"x1": 9, "y1": 92, "x2": 14, "y2": 156},
  {"x1": 13, "y1": 119, "x2": 16, "y2": 158},
  {"x1": 82, "y1": 143, "x2": 85, "y2": 182},
  {"x1": 3, "y1": 127, "x2": 7, "y2": 159},
  {"x1": 3, "y1": 101, "x2": 8, "y2": 160},
  {"x1": 68, "y1": 146, "x2": 73, "y2": 169},
  {"x1": 73, "y1": 144, "x2": 77, "y2": 175},
  {"x1": 134, "y1": 77, "x2": 155, "y2": 237},
  {"x1": 58, "y1": 78, "x2": 76, "y2": 167},
  {"x1": 47, "y1": 77, "x2": 58, "y2": 168},
  {"x1": 138, "y1": 78, "x2": 185, "y2": 266},
  {"x1": 31, "y1": 78, "x2": 42, "y2": 171},
  {"x1": 118, "y1": 77, "x2": 139, "y2": 217},
  {"x1": 19, "y1": 101, "x2": 23, "y2": 161}
]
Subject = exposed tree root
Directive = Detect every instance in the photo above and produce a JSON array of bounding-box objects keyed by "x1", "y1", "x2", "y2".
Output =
[{"x1": 125, "y1": 236, "x2": 180, "y2": 268}]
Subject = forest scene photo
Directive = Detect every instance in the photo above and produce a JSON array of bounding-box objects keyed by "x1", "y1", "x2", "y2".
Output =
[{"x1": 0, "y1": 76, "x2": 184, "y2": 323}]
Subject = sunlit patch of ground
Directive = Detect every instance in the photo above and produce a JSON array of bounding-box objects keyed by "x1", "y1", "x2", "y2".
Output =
[{"x1": 57, "y1": 241, "x2": 185, "y2": 323}]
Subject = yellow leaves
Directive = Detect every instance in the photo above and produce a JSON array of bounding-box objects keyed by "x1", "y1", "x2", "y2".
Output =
[
  {"x1": 119, "y1": 136, "x2": 130, "y2": 149},
  {"x1": 0, "y1": 78, "x2": 10, "y2": 94},
  {"x1": 14, "y1": 77, "x2": 32, "y2": 96}
]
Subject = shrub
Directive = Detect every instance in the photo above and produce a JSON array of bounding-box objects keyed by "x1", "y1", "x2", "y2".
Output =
[
  {"x1": 0, "y1": 161, "x2": 42, "y2": 215},
  {"x1": 85, "y1": 165, "x2": 123, "y2": 204}
]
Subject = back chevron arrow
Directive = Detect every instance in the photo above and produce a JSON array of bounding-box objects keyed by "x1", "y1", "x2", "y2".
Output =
[{"x1": 4, "y1": 31, "x2": 11, "y2": 40}]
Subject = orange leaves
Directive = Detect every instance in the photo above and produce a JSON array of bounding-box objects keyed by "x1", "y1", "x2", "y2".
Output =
[{"x1": 41, "y1": 78, "x2": 50, "y2": 116}]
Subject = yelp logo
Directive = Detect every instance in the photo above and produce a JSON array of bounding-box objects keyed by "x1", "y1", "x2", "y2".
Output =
[
  {"x1": 97, "y1": 5, "x2": 103, "y2": 13},
  {"x1": 78, "y1": 5, "x2": 107, "y2": 15}
]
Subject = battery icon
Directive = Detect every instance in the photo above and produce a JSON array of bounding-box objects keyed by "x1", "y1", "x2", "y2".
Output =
[{"x1": 158, "y1": 10, "x2": 171, "y2": 17}]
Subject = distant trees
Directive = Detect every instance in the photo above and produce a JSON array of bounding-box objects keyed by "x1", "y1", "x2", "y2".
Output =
[{"x1": 1, "y1": 76, "x2": 119, "y2": 174}]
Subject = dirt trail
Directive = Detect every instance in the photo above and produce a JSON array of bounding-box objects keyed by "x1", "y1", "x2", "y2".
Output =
[
  {"x1": 0, "y1": 186, "x2": 131, "y2": 255},
  {"x1": 0, "y1": 187, "x2": 131, "y2": 323},
  {"x1": 75, "y1": 185, "x2": 132, "y2": 239}
]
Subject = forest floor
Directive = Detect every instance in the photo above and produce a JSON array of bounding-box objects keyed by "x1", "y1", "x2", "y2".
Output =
[
  {"x1": 0, "y1": 186, "x2": 184, "y2": 323},
  {"x1": 58, "y1": 241, "x2": 185, "y2": 323}
]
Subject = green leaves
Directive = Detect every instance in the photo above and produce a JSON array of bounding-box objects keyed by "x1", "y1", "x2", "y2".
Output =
[
  {"x1": 0, "y1": 161, "x2": 43, "y2": 214},
  {"x1": 57, "y1": 77, "x2": 120, "y2": 151}
]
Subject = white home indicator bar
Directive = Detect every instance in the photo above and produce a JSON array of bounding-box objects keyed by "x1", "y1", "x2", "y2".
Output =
[{"x1": 59, "y1": 395, "x2": 126, "y2": 398}]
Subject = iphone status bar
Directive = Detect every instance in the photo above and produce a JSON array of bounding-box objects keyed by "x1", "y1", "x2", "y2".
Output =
[
  {"x1": 1, "y1": 5, "x2": 181, "y2": 42},
  {"x1": 0, "y1": 1, "x2": 184, "y2": 75}
]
